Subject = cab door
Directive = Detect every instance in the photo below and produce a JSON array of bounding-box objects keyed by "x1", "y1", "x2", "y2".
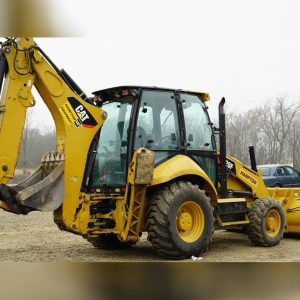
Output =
[
  {"x1": 134, "y1": 89, "x2": 181, "y2": 164},
  {"x1": 179, "y1": 93, "x2": 217, "y2": 183}
]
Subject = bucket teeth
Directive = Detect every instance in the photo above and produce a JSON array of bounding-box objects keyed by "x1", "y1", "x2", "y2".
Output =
[{"x1": 41, "y1": 151, "x2": 64, "y2": 173}]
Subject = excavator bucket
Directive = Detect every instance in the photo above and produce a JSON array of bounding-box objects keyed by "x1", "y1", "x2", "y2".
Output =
[
  {"x1": 15, "y1": 151, "x2": 65, "y2": 212},
  {"x1": 1, "y1": 152, "x2": 65, "y2": 213},
  {"x1": 14, "y1": 165, "x2": 64, "y2": 211}
]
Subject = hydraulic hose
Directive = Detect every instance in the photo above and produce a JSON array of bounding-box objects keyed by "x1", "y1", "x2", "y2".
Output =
[{"x1": 0, "y1": 51, "x2": 8, "y2": 96}]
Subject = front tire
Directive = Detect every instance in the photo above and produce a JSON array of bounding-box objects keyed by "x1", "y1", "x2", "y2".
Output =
[
  {"x1": 146, "y1": 181, "x2": 214, "y2": 260},
  {"x1": 248, "y1": 198, "x2": 285, "y2": 246}
]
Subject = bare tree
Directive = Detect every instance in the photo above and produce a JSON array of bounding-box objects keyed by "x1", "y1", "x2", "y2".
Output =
[
  {"x1": 288, "y1": 115, "x2": 300, "y2": 170},
  {"x1": 261, "y1": 96, "x2": 300, "y2": 163},
  {"x1": 226, "y1": 95, "x2": 300, "y2": 168},
  {"x1": 17, "y1": 108, "x2": 55, "y2": 170}
]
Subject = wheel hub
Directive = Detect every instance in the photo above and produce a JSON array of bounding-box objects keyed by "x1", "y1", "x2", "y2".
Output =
[
  {"x1": 176, "y1": 201, "x2": 205, "y2": 243},
  {"x1": 177, "y1": 211, "x2": 193, "y2": 231},
  {"x1": 267, "y1": 217, "x2": 276, "y2": 231},
  {"x1": 265, "y1": 209, "x2": 281, "y2": 237}
]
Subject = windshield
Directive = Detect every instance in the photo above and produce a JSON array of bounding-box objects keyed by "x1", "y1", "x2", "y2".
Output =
[{"x1": 92, "y1": 97, "x2": 134, "y2": 187}]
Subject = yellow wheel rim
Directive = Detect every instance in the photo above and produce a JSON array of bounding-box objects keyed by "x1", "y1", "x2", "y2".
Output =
[
  {"x1": 176, "y1": 201, "x2": 204, "y2": 243},
  {"x1": 265, "y1": 209, "x2": 281, "y2": 237}
]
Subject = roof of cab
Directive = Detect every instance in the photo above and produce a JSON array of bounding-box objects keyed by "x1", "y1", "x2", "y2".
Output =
[{"x1": 93, "y1": 86, "x2": 210, "y2": 101}]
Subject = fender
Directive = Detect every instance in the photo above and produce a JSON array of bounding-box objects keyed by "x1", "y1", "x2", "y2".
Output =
[{"x1": 151, "y1": 155, "x2": 218, "y2": 201}]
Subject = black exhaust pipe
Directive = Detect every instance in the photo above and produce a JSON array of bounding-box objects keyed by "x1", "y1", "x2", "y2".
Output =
[
  {"x1": 0, "y1": 51, "x2": 8, "y2": 95},
  {"x1": 249, "y1": 146, "x2": 257, "y2": 172},
  {"x1": 219, "y1": 97, "x2": 227, "y2": 198}
]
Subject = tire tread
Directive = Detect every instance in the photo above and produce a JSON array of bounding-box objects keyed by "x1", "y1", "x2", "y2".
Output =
[
  {"x1": 146, "y1": 181, "x2": 214, "y2": 259},
  {"x1": 248, "y1": 198, "x2": 285, "y2": 247}
]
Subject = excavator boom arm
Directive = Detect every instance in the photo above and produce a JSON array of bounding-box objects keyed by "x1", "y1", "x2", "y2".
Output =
[{"x1": 0, "y1": 38, "x2": 106, "y2": 231}]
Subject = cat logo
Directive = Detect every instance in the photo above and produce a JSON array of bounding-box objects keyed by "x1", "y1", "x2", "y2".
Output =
[
  {"x1": 226, "y1": 159, "x2": 236, "y2": 174},
  {"x1": 59, "y1": 97, "x2": 98, "y2": 128},
  {"x1": 75, "y1": 105, "x2": 90, "y2": 122},
  {"x1": 67, "y1": 97, "x2": 98, "y2": 129}
]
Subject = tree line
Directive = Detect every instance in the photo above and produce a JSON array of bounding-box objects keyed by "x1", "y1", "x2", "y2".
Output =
[
  {"x1": 225, "y1": 96, "x2": 300, "y2": 170},
  {"x1": 17, "y1": 126, "x2": 55, "y2": 170}
]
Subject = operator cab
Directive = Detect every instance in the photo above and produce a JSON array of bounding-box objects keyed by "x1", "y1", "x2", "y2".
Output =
[{"x1": 90, "y1": 86, "x2": 216, "y2": 192}]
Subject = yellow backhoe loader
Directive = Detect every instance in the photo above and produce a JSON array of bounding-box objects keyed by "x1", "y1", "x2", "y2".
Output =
[{"x1": 0, "y1": 37, "x2": 299, "y2": 259}]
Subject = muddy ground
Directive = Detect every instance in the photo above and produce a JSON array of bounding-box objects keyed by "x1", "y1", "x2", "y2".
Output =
[{"x1": 0, "y1": 210, "x2": 300, "y2": 262}]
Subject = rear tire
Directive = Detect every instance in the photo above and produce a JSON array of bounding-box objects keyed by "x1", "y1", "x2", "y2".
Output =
[
  {"x1": 88, "y1": 234, "x2": 137, "y2": 250},
  {"x1": 146, "y1": 181, "x2": 214, "y2": 260},
  {"x1": 248, "y1": 198, "x2": 285, "y2": 246}
]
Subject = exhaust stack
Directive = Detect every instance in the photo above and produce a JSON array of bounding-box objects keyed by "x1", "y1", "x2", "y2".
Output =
[
  {"x1": 249, "y1": 146, "x2": 257, "y2": 172},
  {"x1": 219, "y1": 97, "x2": 227, "y2": 198}
]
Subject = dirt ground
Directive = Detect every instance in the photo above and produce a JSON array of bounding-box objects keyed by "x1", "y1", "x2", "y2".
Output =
[{"x1": 1, "y1": 210, "x2": 300, "y2": 262}]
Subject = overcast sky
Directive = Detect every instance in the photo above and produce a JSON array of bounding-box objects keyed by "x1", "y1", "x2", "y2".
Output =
[{"x1": 6, "y1": 0, "x2": 300, "y2": 130}]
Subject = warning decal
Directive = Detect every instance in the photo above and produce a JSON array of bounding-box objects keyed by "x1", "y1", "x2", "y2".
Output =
[
  {"x1": 59, "y1": 101, "x2": 81, "y2": 127},
  {"x1": 59, "y1": 97, "x2": 98, "y2": 128},
  {"x1": 239, "y1": 169, "x2": 258, "y2": 186}
]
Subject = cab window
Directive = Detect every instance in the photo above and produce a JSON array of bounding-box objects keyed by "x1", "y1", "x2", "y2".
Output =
[
  {"x1": 135, "y1": 90, "x2": 180, "y2": 151},
  {"x1": 181, "y1": 94, "x2": 214, "y2": 150},
  {"x1": 181, "y1": 93, "x2": 216, "y2": 182}
]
